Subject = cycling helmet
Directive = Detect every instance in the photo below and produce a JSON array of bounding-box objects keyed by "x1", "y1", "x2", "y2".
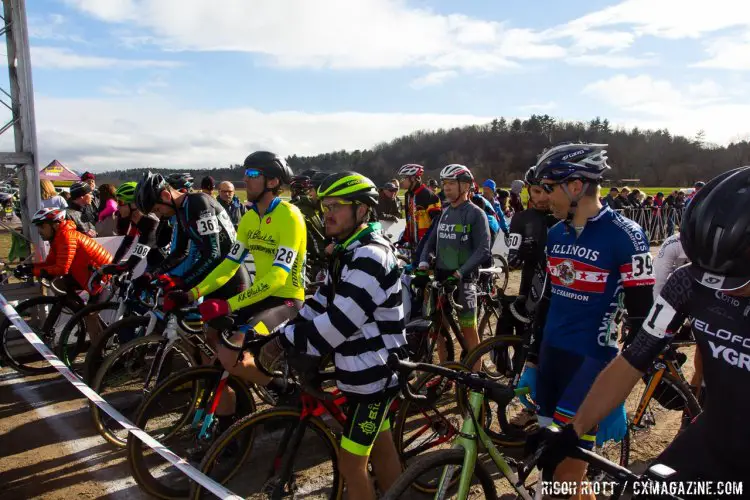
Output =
[
  {"x1": 397, "y1": 164, "x2": 425, "y2": 178},
  {"x1": 299, "y1": 168, "x2": 321, "y2": 178},
  {"x1": 694, "y1": 181, "x2": 705, "y2": 189},
  {"x1": 135, "y1": 172, "x2": 168, "y2": 213},
  {"x1": 317, "y1": 171, "x2": 378, "y2": 206},
  {"x1": 166, "y1": 172, "x2": 194, "y2": 190},
  {"x1": 680, "y1": 166, "x2": 750, "y2": 291},
  {"x1": 310, "y1": 171, "x2": 330, "y2": 189},
  {"x1": 440, "y1": 164, "x2": 474, "y2": 182},
  {"x1": 115, "y1": 182, "x2": 138, "y2": 204},
  {"x1": 534, "y1": 142, "x2": 610, "y2": 182},
  {"x1": 524, "y1": 166, "x2": 540, "y2": 186},
  {"x1": 290, "y1": 175, "x2": 314, "y2": 191},
  {"x1": 243, "y1": 151, "x2": 293, "y2": 184},
  {"x1": 31, "y1": 207, "x2": 66, "y2": 225}
]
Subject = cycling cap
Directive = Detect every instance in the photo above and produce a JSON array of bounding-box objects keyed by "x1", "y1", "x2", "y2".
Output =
[
  {"x1": 32, "y1": 207, "x2": 65, "y2": 225},
  {"x1": 681, "y1": 166, "x2": 750, "y2": 291},
  {"x1": 243, "y1": 151, "x2": 293, "y2": 184},
  {"x1": 317, "y1": 171, "x2": 378, "y2": 207},
  {"x1": 115, "y1": 182, "x2": 138, "y2": 204},
  {"x1": 135, "y1": 172, "x2": 168, "y2": 213},
  {"x1": 440, "y1": 164, "x2": 473, "y2": 182},
  {"x1": 534, "y1": 143, "x2": 610, "y2": 182},
  {"x1": 397, "y1": 164, "x2": 425, "y2": 178}
]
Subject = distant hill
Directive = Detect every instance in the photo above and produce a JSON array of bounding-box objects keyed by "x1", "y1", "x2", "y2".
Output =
[{"x1": 96, "y1": 114, "x2": 750, "y2": 187}]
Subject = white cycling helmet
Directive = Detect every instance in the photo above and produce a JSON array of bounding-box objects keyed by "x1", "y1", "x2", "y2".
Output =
[
  {"x1": 31, "y1": 207, "x2": 66, "y2": 225},
  {"x1": 397, "y1": 164, "x2": 425, "y2": 178},
  {"x1": 440, "y1": 164, "x2": 473, "y2": 182}
]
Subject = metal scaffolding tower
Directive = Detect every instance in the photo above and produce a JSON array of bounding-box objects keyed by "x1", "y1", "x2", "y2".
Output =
[{"x1": 0, "y1": 0, "x2": 41, "y2": 257}]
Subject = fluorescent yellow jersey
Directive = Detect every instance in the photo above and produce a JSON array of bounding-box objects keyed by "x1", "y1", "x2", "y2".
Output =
[{"x1": 191, "y1": 197, "x2": 307, "y2": 311}]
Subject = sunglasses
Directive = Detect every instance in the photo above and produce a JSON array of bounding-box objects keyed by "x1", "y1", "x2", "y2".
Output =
[
  {"x1": 541, "y1": 182, "x2": 560, "y2": 194},
  {"x1": 244, "y1": 168, "x2": 263, "y2": 178},
  {"x1": 321, "y1": 200, "x2": 355, "y2": 213}
]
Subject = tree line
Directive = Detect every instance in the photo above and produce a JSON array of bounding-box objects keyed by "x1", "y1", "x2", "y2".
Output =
[{"x1": 96, "y1": 115, "x2": 750, "y2": 187}]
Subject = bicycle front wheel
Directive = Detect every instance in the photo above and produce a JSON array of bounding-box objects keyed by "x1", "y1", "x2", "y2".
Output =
[
  {"x1": 90, "y1": 333, "x2": 196, "y2": 447},
  {"x1": 190, "y1": 407, "x2": 343, "y2": 500},
  {"x1": 127, "y1": 366, "x2": 257, "y2": 499},
  {"x1": 0, "y1": 295, "x2": 81, "y2": 375},
  {"x1": 382, "y1": 448, "x2": 498, "y2": 500},
  {"x1": 56, "y1": 300, "x2": 120, "y2": 372},
  {"x1": 83, "y1": 315, "x2": 157, "y2": 384}
]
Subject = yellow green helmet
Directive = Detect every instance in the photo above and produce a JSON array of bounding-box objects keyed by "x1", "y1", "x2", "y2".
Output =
[
  {"x1": 317, "y1": 171, "x2": 378, "y2": 206},
  {"x1": 115, "y1": 181, "x2": 138, "y2": 204}
]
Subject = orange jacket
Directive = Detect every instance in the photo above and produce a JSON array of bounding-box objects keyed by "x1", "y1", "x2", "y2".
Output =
[{"x1": 34, "y1": 219, "x2": 112, "y2": 290}]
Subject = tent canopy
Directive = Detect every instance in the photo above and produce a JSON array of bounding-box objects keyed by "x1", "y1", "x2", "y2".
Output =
[{"x1": 39, "y1": 160, "x2": 80, "y2": 183}]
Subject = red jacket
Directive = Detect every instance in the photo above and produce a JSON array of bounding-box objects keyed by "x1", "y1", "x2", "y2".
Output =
[{"x1": 34, "y1": 219, "x2": 112, "y2": 290}]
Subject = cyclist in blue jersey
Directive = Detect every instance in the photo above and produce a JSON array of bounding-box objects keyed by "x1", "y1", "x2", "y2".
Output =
[{"x1": 519, "y1": 143, "x2": 655, "y2": 497}]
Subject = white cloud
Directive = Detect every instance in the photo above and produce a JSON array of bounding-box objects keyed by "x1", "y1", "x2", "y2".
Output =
[
  {"x1": 410, "y1": 70, "x2": 458, "y2": 89},
  {"x1": 581, "y1": 74, "x2": 750, "y2": 144},
  {"x1": 64, "y1": 0, "x2": 566, "y2": 73},
  {"x1": 30, "y1": 94, "x2": 493, "y2": 171},
  {"x1": 567, "y1": 53, "x2": 657, "y2": 68},
  {"x1": 565, "y1": 0, "x2": 750, "y2": 39},
  {"x1": 31, "y1": 46, "x2": 182, "y2": 69},
  {"x1": 692, "y1": 32, "x2": 750, "y2": 70},
  {"x1": 28, "y1": 13, "x2": 86, "y2": 43}
]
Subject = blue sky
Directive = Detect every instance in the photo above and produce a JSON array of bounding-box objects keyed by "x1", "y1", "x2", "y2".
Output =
[{"x1": 13, "y1": 0, "x2": 750, "y2": 171}]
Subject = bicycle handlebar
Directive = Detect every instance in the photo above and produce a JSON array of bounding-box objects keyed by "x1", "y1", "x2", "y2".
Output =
[
  {"x1": 523, "y1": 435, "x2": 683, "y2": 499},
  {"x1": 387, "y1": 353, "x2": 527, "y2": 404}
]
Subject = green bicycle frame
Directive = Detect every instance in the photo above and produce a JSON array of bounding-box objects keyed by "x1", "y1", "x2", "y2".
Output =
[{"x1": 436, "y1": 388, "x2": 535, "y2": 500}]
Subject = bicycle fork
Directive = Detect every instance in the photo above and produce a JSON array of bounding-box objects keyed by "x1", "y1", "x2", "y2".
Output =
[{"x1": 191, "y1": 370, "x2": 230, "y2": 441}]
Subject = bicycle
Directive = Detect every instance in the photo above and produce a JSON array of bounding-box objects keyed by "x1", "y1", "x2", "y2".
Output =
[
  {"x1": 406, "y1": 277, "x2": 474, "y2": 365},
  {"x1": 0, "y1": 269, "x2": 107, "y2": 375},
  {"x1": 89, "y1": 306, "x2": 215, "y2": 447},
  {"x1": 384, "y1": 354, "x2": 537, "y2": 499},
  {"x1": 56, "y1": 270, "x2": 152, "y2": 379}
]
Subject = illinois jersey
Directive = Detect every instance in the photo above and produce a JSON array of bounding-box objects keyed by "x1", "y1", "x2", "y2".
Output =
[{"x1": 543, "y1": 206, "x2": 655, "y2": 360}]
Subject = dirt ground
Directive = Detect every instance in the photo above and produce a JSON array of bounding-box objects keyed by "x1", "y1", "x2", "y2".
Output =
[{"x1": 0, "y1": 247, "x2": 695, "y2": 499}]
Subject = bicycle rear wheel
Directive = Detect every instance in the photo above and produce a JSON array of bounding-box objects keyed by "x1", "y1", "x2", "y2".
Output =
[
  {"x1": 190, "y1": 407, "x2": 342, "y2": 500},
  {"x1": 382, "y1": 448, "x2": 498, "y2": 500},
  {"x1": 90, "y1": 333, "x2": 196, "y2": 447},
  {"x1": 127, "y1": 366, "x2": 257, "y2": 499},
  {"x1": 0, "y1": 295, "x2": 81, "y2": 375}
]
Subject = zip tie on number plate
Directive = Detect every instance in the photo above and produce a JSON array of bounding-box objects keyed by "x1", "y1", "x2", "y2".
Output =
[{"x1": 0, "y1": 292, "x2": 243, "y2": 500}]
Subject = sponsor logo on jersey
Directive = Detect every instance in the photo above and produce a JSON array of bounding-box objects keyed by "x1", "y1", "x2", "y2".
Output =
[
  {"x1": 701, "y1": 272, "x2": 725, "y2": 288},
  {"x1": 715, "y1": 291, "x2": 741, "y2": 308}
]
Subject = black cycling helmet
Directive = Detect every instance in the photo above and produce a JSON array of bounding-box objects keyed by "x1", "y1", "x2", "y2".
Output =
[
  {"x1": 681, "y1": 166, "x2": 750, "y2": 291},
  {"x1": 166, "y1": 172, "x2": 194, "y2": 190},
  {"x1": 310, "y1": 171, "x2": 330, "y2": 189},
  {"x1": 524, "y1": 166, "x2": 540, "y2": 186},
  {"x1": 317, "y1": 171, "x2": 378, "y2": 207},
  {"x1": 243, "y1": 151, "x2": 293, "y2": 184},
  {"x1": 135, "y1": 172, "x2": 168, "y2": 213}
]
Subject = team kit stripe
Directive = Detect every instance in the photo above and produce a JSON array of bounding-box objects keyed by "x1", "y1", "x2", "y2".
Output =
[{"x1": 619, "y1": 262, "x2": 657, "y2": 287}]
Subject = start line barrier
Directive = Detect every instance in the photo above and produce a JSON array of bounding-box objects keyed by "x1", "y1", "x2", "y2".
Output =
[{"x1": 0, "y1": 292, "x2": 243, "y2": 500}]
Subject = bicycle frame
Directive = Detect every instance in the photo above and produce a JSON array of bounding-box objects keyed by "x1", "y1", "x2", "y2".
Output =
[
  {"x1": 439, "y1": 388, "x2": 535, "y2": 500},
  {"x1": 631, "y1": 344, "x2": 694, "y2": 428}
]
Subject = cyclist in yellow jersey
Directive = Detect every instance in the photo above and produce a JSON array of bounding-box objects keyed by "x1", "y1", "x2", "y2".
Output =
[{"x1": 168, "y1": 151, "x2": 306, "y2": 408}]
